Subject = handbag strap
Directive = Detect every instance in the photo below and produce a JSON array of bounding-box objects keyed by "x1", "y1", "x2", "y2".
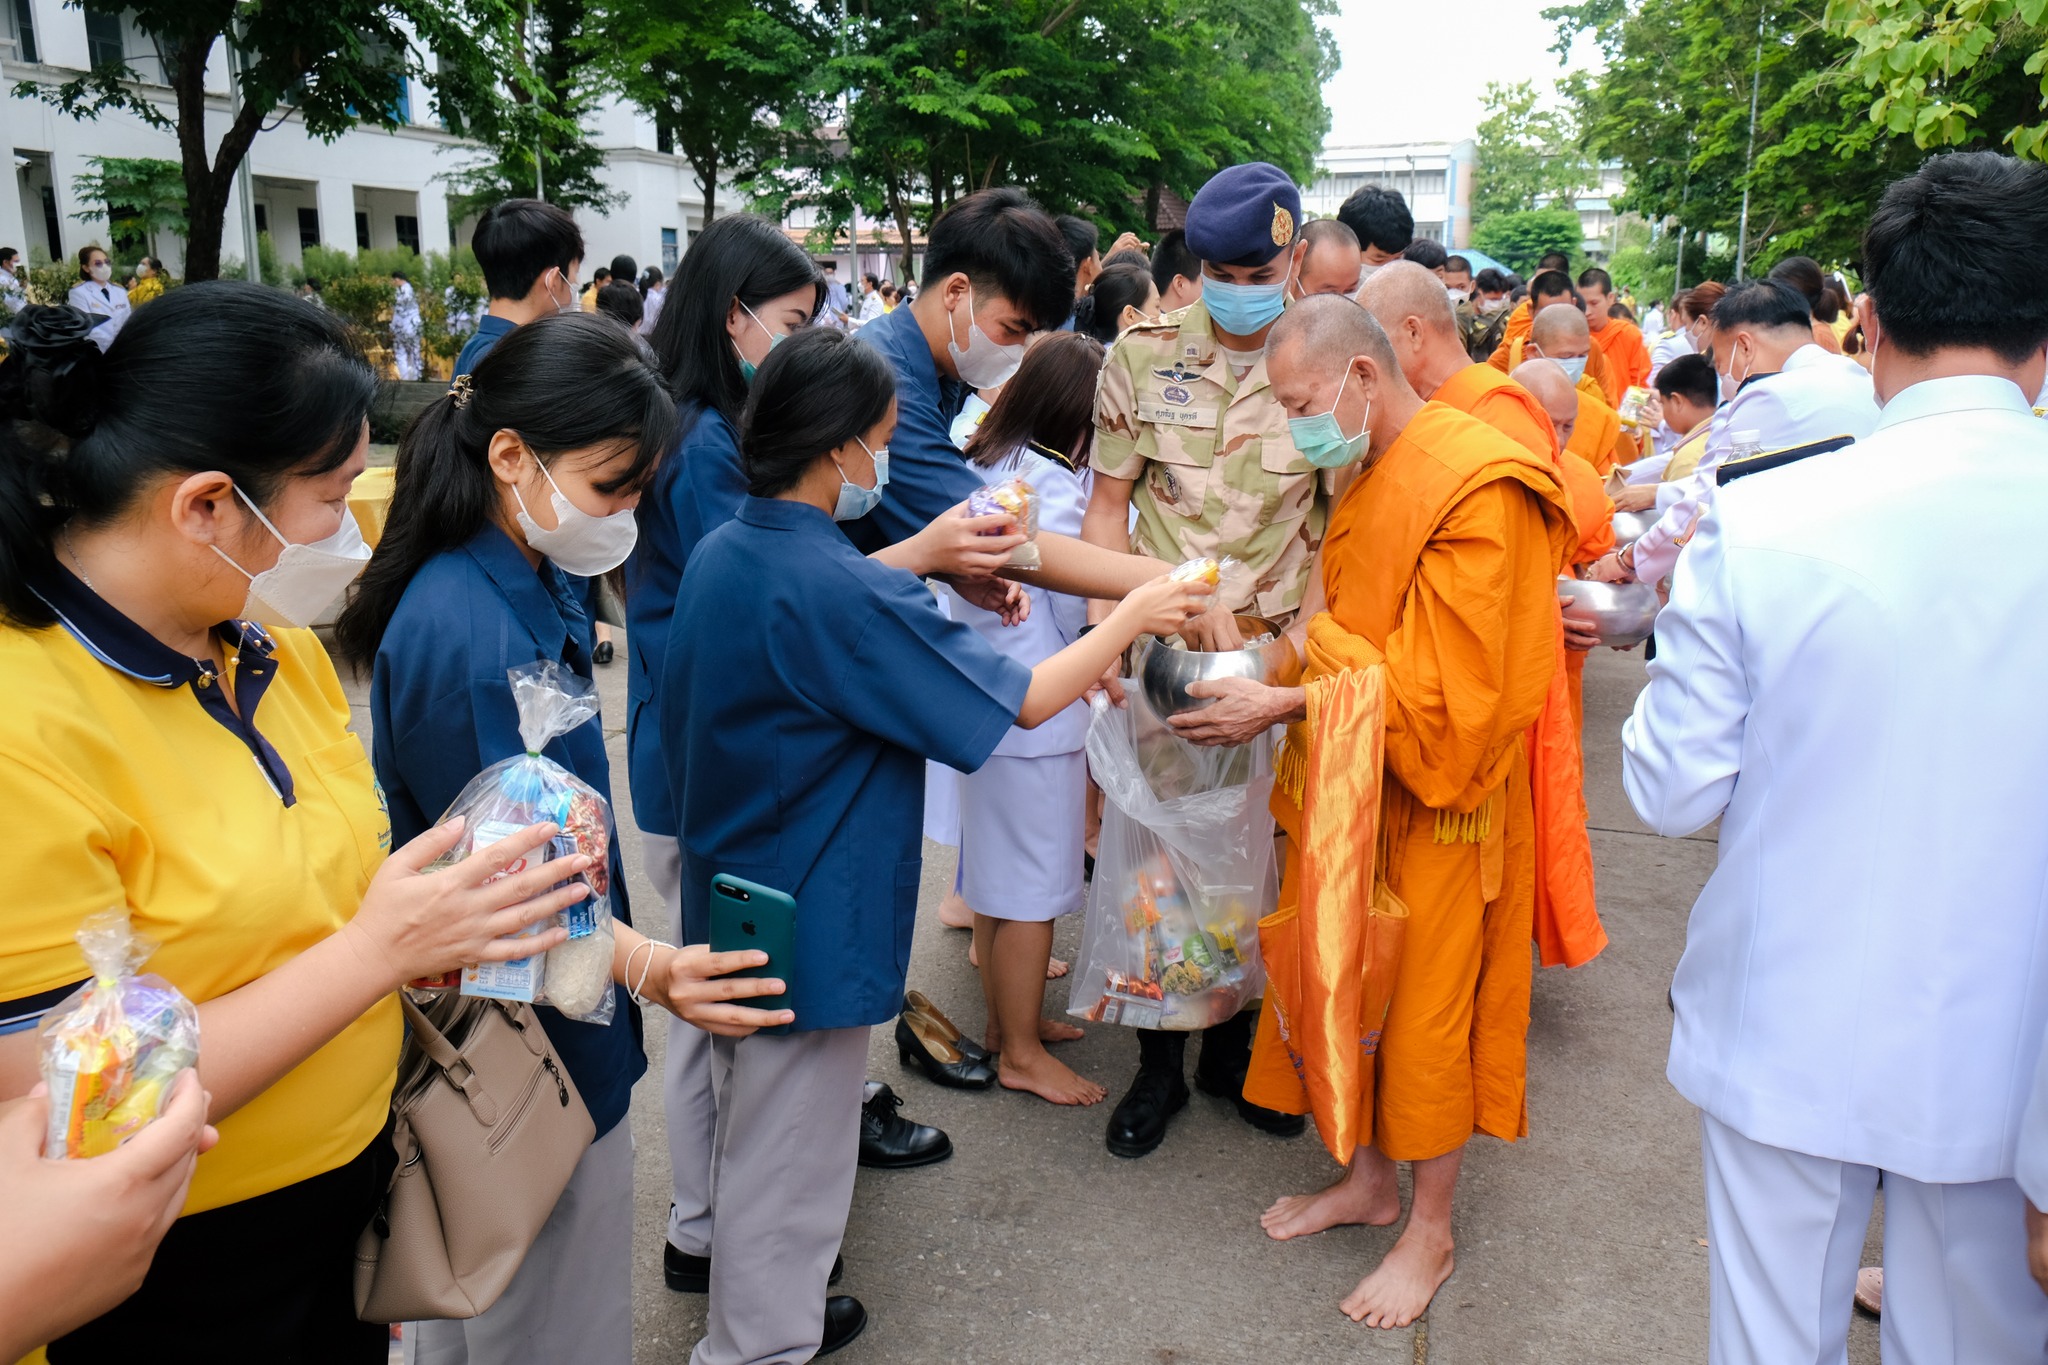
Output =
[{"x1": 399, "y1": 993, "x2": 500, "y2": 1127}]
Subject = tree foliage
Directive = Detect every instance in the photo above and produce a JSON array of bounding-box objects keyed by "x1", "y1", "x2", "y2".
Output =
[
  {"x1": 13, "y1": 0, "x2": 549, "y2": 280},
  {"x1": 1471, "y1": 207, "x2": 1586, "y2": 274},
  {"x1": 1824, "y1": 0, "x2": 2048, "y2": 160},
  {"x1": 70, "y1": 156, "x2": 188, "y2": 259},
  {"x1": 1471, "y1": 80, "x2": 1590, "y2": 224},
  {"x1": 762, "y1": 0, "x2": 1336, "y2": 279}
]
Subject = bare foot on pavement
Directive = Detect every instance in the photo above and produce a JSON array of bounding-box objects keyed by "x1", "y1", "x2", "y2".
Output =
[
  {"x1": 1340, "y1": 1228, "x2": 1455, "y2": 1329},
  {"x1": 998, "y1": 1051, "x2": 1107, "y2": 1105},
  {"x1": 1261, "y1": 1165, "x2": 1401, "y2": 1241}
]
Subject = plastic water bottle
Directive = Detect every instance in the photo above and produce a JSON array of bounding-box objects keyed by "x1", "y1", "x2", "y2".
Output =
[{"x1": 1731, "y1": 429, "x2": 1763, "y2": 462}]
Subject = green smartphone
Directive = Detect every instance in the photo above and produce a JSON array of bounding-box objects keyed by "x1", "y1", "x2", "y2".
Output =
[{"x1": 708, "y1": 874, "x2": 795, "y2": 1033}]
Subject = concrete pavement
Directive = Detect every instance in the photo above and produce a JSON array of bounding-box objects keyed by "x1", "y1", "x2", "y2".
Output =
[{"x1": 345, "y1": 635, "x2": 1881, "y2": 1362}]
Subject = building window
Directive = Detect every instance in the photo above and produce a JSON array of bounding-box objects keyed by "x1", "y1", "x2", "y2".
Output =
[
  {"x1": 39, "y1": 184, "x2": 61, "y2": 260},
  {"x1": 661, "y1": 228, "x2": 678, "y2": 274},
  {"x1": 394, "y1": 214, "x2": 420, "y2": 254},
  {"x1": 82, "y1": 6, "x2": 122, "y2": 67},
  {"x1": 656, "y1": 121, "x2": 673, "y2": 154},
  {"x1": 4, "y1": 0, "x2": 38, "y2": 62},
  {"x1": 298, "y1": 207, "x2": 320, "y2": 249},
  {"x1": 253, "y1": 202, "x2": 268, "y2": 236},
  {"x1": 390, "y1": 76, "x2": 411, "y2": 125},
  {"x1": 1415, "y1": 222, "x2": 1444, "y2": 243},
  {"x1": 355, "y1": 211, "x2": 370, "y2": 250}
]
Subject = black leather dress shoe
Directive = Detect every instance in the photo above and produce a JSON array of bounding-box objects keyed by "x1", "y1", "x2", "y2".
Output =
[
  {"x1": 1105, "y1": 1066, "x2": 1189, "y2": 1158},
  {"x1": 1193, "y1": 1065, "x2": 1306, "y2": 1137},
  {"x1": 816, "y1": 1296, "x2": 869, "y2": 1357},
  {"x1": 858, "y1": 1081, "x2": 953, "y2": 1169},
  {"x1": 895, "y1": 1013, "x2": 996, "y2": 1089},
  {"x1": 592, "y1": 639, "x2": 614, "y2": 665},
  {"x1": 664, "y1": 1243, "x2": 843, "y2": 1293}
]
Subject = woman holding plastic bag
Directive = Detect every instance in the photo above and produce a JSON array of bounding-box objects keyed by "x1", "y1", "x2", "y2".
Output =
[
  {"x1": 664, "y1": 327, "x2": 1214, "y2": 1361},
  {"x1": 336, "y1": 313, "x2": 793, "y2": 1365},
  {"x1": 0, "y1": 285, "x2": 591, "y2": 1361}
]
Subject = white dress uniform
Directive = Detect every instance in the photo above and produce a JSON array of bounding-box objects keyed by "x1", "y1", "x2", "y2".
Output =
[
  {"x1": 67, "y1": 278, "x2": 131, "y2": 350},
  {"x1": 946, "y1": 444, "x2": 1093, "y2": 921},
  {"x1": 1630, "y1": 344, "x2": 1877, "y2": 588},
  {"x1": 1623, "y1": 374, "x2": 2048, "y2": 1365},
  {"x1": 1647, "y1": 324, "x2": 1694, "y2": 385}
]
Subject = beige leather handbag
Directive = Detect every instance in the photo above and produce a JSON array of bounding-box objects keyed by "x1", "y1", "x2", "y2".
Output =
[{"x1": 354, "y1": 992, "x2": 595, "y2": 1323}]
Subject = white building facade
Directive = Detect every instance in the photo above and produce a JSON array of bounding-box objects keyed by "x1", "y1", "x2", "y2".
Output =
[
  {"x1": 1, "y1": 2, "x2": 739, "y2": 280},
  {"x1": 1301, "y1": 140, "x2": 1478, "y2": 248}
]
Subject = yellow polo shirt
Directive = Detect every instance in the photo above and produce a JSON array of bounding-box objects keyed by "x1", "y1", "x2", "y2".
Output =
[{"x1": 0, "y1": 569, "x2": 399, "y2": 1214}]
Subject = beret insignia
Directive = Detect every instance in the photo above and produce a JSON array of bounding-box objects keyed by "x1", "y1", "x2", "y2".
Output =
[{"x1": 1271, "y1": 204, "x2": 1294, "y2": 247}]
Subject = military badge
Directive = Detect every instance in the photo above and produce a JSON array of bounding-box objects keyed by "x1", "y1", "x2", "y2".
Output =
[
  {"x1": 1271, "y1": 204, "x2": 1294, "y2": 247},
  {"x1": 1162, "y1": 384, "x2": 1191, "y2": 405}
]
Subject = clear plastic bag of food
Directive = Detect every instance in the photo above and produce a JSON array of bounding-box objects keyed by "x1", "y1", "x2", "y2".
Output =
[
  {"x1": 1618, "y1": 384, "x2": 1653, "y2": 429},
  {"x1": 1067, "y1": 693, "x2": 1276, "y2": 1030},
  {"x1": 39, "y1": 910, "x2": 200, "y2": 1159},
  {"x1": 967, "y1": 475, "x2": 1041, "y2": 569},
  {"x1": 411, "y1": 661, "x2": 617, "y2": 1026}
]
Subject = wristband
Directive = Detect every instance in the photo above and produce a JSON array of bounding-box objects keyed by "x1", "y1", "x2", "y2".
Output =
[{"x1": 627, "y1": 938, "x2": 673, "y2": 1006}]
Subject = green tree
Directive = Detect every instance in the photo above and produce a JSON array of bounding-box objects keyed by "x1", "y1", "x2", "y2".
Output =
[
  {"x1": 1471, "y1": 80, "x2": 1589, "y2": 224},
  {"x1": 70, "y1": 156, "x2": 188, "y2": 260},
  {"x1": 588, "y1": 0, "x2": 824, "y2": 226},
  {"x1": 443, "y1": 0, "x2": 620, "y2": 217},
  {"x1": 1548, "y1": 0, "x2": 1937, "y2": 274},
  {"x1": 1470, "y1": 206, "x2": 1585, "y2": 273},
  {"x1": 1824, "y1": 0, "x2": 2048, "y2": 158},
  {"x1": 14, "y1": 1, "x2": 543, "y2": 281}
]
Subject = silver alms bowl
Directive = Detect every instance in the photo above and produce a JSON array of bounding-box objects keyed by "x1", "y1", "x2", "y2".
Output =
[
  {"x1": 1134, "y1": 614, "x2": 1303, "y2": 719},
  {"x1": 1557, "y1": 578, "x2": 1660, "y2": 648},
  {"x1": 1612, "y1": 508, "x2": 1658, "y2": 547}
]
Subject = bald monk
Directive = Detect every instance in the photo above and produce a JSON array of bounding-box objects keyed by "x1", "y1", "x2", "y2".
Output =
[
  {"x1": 1168, "y1": 296, "x2": 1576, "y2": 1328},
  {"x1": 1359, "y1": 264, "x2": 1605, "y2": 970},
  {"x1": 1528, "y1": 303, "x2": 1640, "y2": 475},
  {"x1": 1579, "y1": 267, "x2": 1651, "y2": 405},
  {"x1": 1484, "y1": 252, "x2": 1572, "y2": 367}
]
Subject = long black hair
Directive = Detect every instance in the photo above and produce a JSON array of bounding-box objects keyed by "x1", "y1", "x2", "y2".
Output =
[
  {"x1": 740, "y1": 328, "x2": 894, "y2": 498},
  {"x1": 649, "y1": 213, "x2": 823, "y2": 431},
  {"x1": 965, "y1": 331, "x2": 1104, "y2": 468},
  {"x1": 1072, "y1": 262, "x2": 1154, "y2": 345},
  {"x1": 0, "y1": 282, "x2": 376, "y2": 629},
  {"x1": 334, "y1": 312, "x2": 677, "y2": 667}
]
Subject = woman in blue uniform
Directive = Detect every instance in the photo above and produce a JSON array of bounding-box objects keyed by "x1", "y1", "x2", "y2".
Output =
[
  {"x1": 663, "y1": 327, "x2": 1211, "y2": 1363},
  {"x1": 635, "y1": 214, "x2": 1036, "y2": 1272},
  {"x1": 335, "y1": 313, "x2": 789, "y2": 1365}
]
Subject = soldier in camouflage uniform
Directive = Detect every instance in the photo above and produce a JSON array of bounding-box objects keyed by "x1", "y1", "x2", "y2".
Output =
[{"x1": 1080, "y1": 161, "x2": 1319, "y2": 1159}]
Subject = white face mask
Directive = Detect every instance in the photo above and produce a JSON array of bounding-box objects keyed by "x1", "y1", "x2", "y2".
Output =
[
  {"x1": 90, "y1": 262, "x2": 111, "y2": 283},
  {"x1": 549, "y1": 269, "x2": 579, "y2": 314},
  {"x1": 212, "y1": 487, "x2": 371, "y2": 628},
  {"x1": 1718, "y1": 345, "x2": 1751, "y2": 403},
  {"x1": 947, "y1": 286, "x2": 1026, "y2": 389},
  {"x1": 513, "y1": 458, "x2": 639, "y2": 576},
  {"x1": 1446, "y1": 287, "x2": 1470, "y2": 304}
]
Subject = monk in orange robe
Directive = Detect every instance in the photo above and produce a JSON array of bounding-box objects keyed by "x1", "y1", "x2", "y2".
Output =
[
  {"x1": 1526, "y1": 302, "x2": 1643, "y2": 475},
  {"x1": 1579, "y1": 268, "x2": 1651, "y2": 405},
  {"x1": 1363, "y1": 263, "x2": 1606, "y2": 970},
  {"x1": 1168, "y1": 296, "x2": 1576, "y2": 1330}
]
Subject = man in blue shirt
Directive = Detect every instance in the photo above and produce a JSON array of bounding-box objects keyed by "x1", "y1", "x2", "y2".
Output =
[{"x1": 453, "y1": 198, "x2": 585, "y2": 377}]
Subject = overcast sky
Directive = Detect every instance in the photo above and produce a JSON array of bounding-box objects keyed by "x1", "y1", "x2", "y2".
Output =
[{"x1": 1320, "y1": 0, "x2": 1600, "y2": 147}]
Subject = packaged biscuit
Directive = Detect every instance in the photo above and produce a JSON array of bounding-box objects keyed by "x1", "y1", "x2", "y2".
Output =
[
  {"x1": 40, "y1": 911, "x2": 200, "y2": 1159},
  {"x1": 967, "y1": 476, "x2": 1041, "y2": 569}
]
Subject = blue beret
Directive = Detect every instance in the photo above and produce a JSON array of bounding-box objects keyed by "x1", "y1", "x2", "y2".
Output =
[{"x1": 1185, "y1": 163, "x2": 1302, "y2": 268}]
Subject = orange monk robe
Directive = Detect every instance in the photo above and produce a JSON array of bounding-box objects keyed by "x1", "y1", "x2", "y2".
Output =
[
  {"x1": 1246, "y1": 403, "x2": 1578, "y2": 1162},
  {"x1": 1588, "y1": 316, "x2": 1650, "y2": 405},
  {"x1": 1430, "y1": 366, "x2": 1609, "y2": 970},
  {"x1": 1567, "y1": 378, "x2": 1640, "y2": 477}
]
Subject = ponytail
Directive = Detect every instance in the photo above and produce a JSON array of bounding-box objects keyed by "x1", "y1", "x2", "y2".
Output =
[{"x1": 333, "y1": 310, "x2": 677, "y2": 669}]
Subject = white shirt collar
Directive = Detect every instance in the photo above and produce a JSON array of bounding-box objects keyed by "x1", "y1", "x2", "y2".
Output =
[{"x1": 1875, "y1": 374, "x2": 2032, "y2": 431}]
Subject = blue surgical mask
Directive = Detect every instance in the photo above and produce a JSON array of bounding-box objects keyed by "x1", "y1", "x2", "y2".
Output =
[
  {"x1": 1201, "y1": 275, "x2": 1286, "y2": 335},
  {"x1": 1555, "y1": 356, "x2": 1588, "y2": 384},
  {"x1": 1287, "y1": 365, "x2": 1370, "y2": 469},
  {"x1": 733, "y1": 301, "x2": 784, "y2": 382},
  {"x1": 832, "y1": 437, "x2": 889, "y2": 521}
]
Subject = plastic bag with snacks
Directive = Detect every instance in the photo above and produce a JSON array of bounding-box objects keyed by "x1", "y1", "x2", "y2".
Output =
[
  {"x1": 39, "y1": 910, "x2": 201, "y2": 1159},
  {"x1": 411, "y1": 661, "x2": 617, "y2": 1026},
  {"x1": 967, "y1": 476, "x2": 1041, "y2": 569},
  {"x1": 1066, "y1": 692, "x2": 1277, "y2": 1030},
  {"x1": 1618, "y1": 385, "x2": 1653, "y2": 429}
]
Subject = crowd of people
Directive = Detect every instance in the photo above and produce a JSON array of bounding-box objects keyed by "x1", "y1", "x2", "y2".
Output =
[{"x1": 0, "y1": 143, "x2": 2045, "y2": 1365}]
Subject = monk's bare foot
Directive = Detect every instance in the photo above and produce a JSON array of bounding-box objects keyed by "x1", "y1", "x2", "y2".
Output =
[
  {"x1": 1340, "y1": 1228, "x2": 1455, "y2": 1329},
  {"x1": 1046, "y1": 955, "x2": 1070, "y2": 980},
  {"x1": 998, "y1": 1050, "x2": 1107, "y2": 1105},
  {"x1": 1261, "y1": 1165, "x2": 1400, "y2": 1241},
  {"x1": 1040, "y1": 1017, "x2": 1084, "y2": 1043},
  {"x1": 938, "y1": 892, "x2": 974, "y2": 930}
]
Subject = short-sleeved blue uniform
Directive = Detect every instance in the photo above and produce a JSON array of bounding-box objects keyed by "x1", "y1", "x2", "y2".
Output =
[
  {"x1": 662, "y1": 497, "x2": 1031, "y2": 1032},
  {"x1": 625, "y1": 402, "x2": 747, "y2": 838},
  {"x1": 369, "y1": 523, "x2": 646, "y2": 1138},
  {"x1": 846, "y1": 304, "x2": 984, "y2": 552}
]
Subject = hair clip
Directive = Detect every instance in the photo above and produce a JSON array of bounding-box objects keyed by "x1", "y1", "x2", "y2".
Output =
[{"x1": 450, "y1": 373, "x2": 474, "y2": 409}]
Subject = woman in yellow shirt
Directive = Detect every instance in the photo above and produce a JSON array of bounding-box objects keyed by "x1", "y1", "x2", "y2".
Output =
[
  {"x1": 126, "y1": 257, "x2": 166, "y2": 307},
  {"x1": 0, "y1": 287, "x2": 596, "y2": 1360}
]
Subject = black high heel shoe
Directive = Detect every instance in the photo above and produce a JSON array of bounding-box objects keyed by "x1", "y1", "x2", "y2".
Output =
[
  {"x1": 592, "y1": 639, "x2": 615, "y2": 665},
  {"x1": 896, "y1": 1011, "x2": 996, "y2": 1089}
]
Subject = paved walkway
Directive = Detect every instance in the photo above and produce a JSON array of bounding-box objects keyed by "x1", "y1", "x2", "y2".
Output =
[{"x1": 348, "y1": 638, "x2": 1881, "y2": 1362}]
